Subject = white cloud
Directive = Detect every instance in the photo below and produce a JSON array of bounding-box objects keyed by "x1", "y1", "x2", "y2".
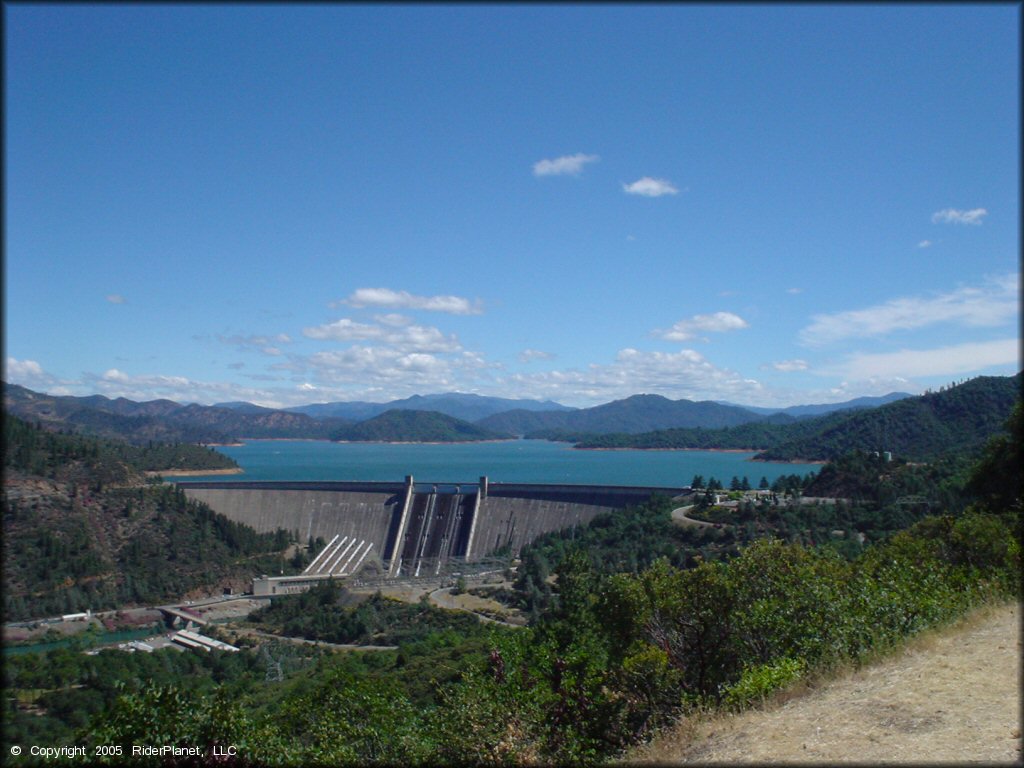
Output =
[
  {"x1": 79, "y1": 368, "x2": 284, "y2": 407},
  {"x1": 768, "y1": 359, "x2": 810, "y2": 372},
  {"x1": 821, "y1": 338, "x2": 1020, "y2": 380},
  {"x1": 303, "y1": 319, "x2": 384, "y2": 342},
  {"x1": 4, "y1": 359, "x2": 77, "y2": 396},
  {"x1": 498, "y1": 347, "x2": 767, "y2": 407},
  {"x1": 102, "y1": 368, "x2": 131, "y2": 382},
  {"x1": 5, "y1": 357, "x2": 45, "y2": 379},
  {"x1": 217, "y1": 333, "x2": 293, "y2": 357},
  {"x1": 302, "y1": 318, "x2": 461, "y2": 354},
  {"x1": 623, "y1": 177, "x2": 679, "y2": 197},
  {"x1": 374, "y1": 313, "x2": 414, "y2": 327},
  {"x1": 519, "y1": 349, "x2": 555, "y2": 363},
  {"x1": 787, "y1": 287, "x2": 803, "y2": 295},
  {"x1": 931, "y1": 208, "x2": 988, "y2": 225},
  {"x1": 106, "y1": 294, "x2": 126, "y2": 305},
  {"x1": 338, "y1": 288, "x2": 483, "y2": 315},
  {"x1": 799, "y1": 274, "x2": 1020, "y2": 346},
  {"x1": 532, "y1": 153, "x2": 599, "y2": 177},
  {"x1": 307, "y1": 346, "x2": 454, "y2": 388},
  {"x1": 917, "y1": 240, "x2": 933, "y2": 248},
  {"x1": 657, "y1": 312, "x2": 749, "y2": 342}
]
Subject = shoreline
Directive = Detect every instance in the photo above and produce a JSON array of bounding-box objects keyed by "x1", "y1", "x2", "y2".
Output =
[
  {"x1": 749, "y1": 456, "x2": 826, "y2": 465},
  {"x1": 145, "y1": 467, "x2": 244, "y2": 477},
  {"x1": 207, "y1": 438, "x2": 517, "y2": 446},
  {"x1": 573, "y1": 446, "x2": 826, "y2": 464},
  {"x1": 574, "y1": 446, "x2": 760, "y2": 454},
  {"x1": 332, "y1": 438, "x2": 518, "y2": 445}
]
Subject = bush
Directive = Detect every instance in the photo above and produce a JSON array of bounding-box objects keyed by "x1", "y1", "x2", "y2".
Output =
[{"x1": 721, "y1": 656, "x2": 805, "y2": 711}]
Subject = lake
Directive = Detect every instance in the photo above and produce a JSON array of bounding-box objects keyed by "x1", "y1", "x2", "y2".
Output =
[{"x1": 183, "y1": 439, "x2": 817, "y2": 487}]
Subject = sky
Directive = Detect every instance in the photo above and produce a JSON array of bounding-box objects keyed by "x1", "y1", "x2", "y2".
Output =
[{"x1": 4, "y1": 4, "x2": 1020, "y2": 410}]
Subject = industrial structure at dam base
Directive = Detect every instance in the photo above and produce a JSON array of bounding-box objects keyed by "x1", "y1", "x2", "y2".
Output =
[{"x1": 178, "y1": 476, "x2": 691, "y2": 596}]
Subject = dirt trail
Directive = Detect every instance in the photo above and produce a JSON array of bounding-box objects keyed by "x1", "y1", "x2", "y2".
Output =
[{"x1": 631, "y1": 601, "x2": 1021, "y2": 764}]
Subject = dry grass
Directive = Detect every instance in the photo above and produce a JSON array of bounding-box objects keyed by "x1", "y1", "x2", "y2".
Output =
[{"x1": 626, "y1": 601, "x2": 1022, "y2": 764}]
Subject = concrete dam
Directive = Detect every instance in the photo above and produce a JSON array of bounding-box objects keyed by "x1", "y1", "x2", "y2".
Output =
[{"x1": 178, "y1": 477, "x2": 688, "y2": 593}]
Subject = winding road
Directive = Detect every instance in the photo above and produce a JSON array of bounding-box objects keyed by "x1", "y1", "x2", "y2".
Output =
[{"x1": 670, "y1": 504, "x2": 719, "y2": 528}]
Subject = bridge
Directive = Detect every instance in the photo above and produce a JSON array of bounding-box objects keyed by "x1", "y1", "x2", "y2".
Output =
[{"x1": 178, "y1": 476, "x2": 691, "y2": 595}]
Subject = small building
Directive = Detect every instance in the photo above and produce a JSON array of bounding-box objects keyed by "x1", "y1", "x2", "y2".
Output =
[
  {"x1": 172, "y1": 629, "x2": 240, "y2": 653},
  {"x1": 253, "y1": 573, "x2": 334, "y2": 597}
]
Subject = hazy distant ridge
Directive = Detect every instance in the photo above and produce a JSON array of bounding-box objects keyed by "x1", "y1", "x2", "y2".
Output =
[
  {"x1": 479, "y1": 394, "x2": 777, "y2": 436},
  {"x1": 723, "y1": 392, "x2": 914, "y2": 418},
  {"x1": 755, "y1": 375, "x2": 1021, "y2": 461},
  {"x1": 5, "y1": 384, "x2": 347, "y2": 444},
  {"x1": 280, "y1": 392, "x2": 574, "y2": 423},
  {"x1": 571, "y1": 375, "x2": 1021, "y2": 462},
  {"x1": 331, "y1": 409, "x2": 513, "y2": 443},
  {"x1": 8, "y1": 381, "x2": 1002, "y2": 450}
]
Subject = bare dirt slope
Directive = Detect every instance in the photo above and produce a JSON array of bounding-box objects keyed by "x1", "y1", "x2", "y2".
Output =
[{"x1": 631, "y1": 601, "x2": 1021, "y2": 764}]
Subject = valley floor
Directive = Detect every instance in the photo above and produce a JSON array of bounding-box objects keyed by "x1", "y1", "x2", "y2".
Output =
[{"x1": 630, "y1": 601, "x2": 1021, "y2": 764}]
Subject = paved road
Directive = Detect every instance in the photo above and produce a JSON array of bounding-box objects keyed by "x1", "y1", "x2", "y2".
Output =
[{"x1": 670, "y1": 505, "x2": 718, "y2": 528}]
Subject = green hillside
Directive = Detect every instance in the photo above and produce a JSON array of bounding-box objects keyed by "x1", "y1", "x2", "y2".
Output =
[
  {"x1": 754, "y1": 374, "x2": 1021, "y2": 461},
  {"x1": 479, "y1": 393, "x2": 773, "y2": 436},
  {"x1": 3, "y1": 417, "x2": 289, "y2": 621},
  {"x1": 573, "y1": 374, "x2": 1021, "y2": 462},
  {"x1": 3, "y1": 383, "x2": 348, "y2": 444},
  {"x1": 332, "y1": 409, "x2": 512, "y2": 442},
  {"x1": 3, "y1": 414, "x2": 239, "y2": 476}
]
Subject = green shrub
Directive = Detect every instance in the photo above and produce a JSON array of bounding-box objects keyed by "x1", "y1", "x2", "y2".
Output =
[{"x1": 721, "y1": 656, "x2": 805, "y2": 711}]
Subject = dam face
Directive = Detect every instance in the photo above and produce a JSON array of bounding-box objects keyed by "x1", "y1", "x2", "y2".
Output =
[{"x1": 179, "y1": 477, "x2": 688, "y2": 583}]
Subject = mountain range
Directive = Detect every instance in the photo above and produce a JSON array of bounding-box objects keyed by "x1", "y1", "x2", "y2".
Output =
[
  {"x1": 4, "y1": 384, "x2": 916, "y2": 446},
  {"x1": 5, "y1": 378, "x2": 1020, "y2": 461},
  {"x1": 721, "y1": 392, "x2": 913, "y2": 419},
  {"x1": 574, "y1": 375, "x2": 1021, "y2": 463}
]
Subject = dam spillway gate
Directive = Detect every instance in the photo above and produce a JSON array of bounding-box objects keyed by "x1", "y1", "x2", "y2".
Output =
[{"x1": 177, "y1": 476, "x2": 690, "y2": 594}]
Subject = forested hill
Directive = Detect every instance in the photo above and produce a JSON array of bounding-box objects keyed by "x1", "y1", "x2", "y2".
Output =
[
  {"x1": 755, "y1": 373, "x2": 1022, "y2": 461},
  {"x1": 574, "y1": 374, "x2": 1021, "y2": 462},
  {"x1": 331, "y1": 409, "x2": 512, "y2": 442},
  {"x1": 479, "y1": 393, "x2": 783, "y2": 436},
  {"x1": 3, "y1": 417, "x2": 291, "y2": 621},
  {"x1": 3, "y1": 414, "x2": 238, "y2": 476},
  {"x1": 3, "y1": 383, "x2": 349, "y2": 444},
  {"x1": 283, "y1": 392, "x2": 575, "y2": 423}
]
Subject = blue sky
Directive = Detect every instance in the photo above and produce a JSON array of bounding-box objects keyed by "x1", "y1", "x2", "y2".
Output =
[{"x1": 5, "y1": 4, "x2": 1020, "y2": 409}]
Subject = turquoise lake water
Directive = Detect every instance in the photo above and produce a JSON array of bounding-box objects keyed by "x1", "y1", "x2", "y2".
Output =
[
  {"x1": 184, "y1": 439, "x2": 817, "y2": 487},
  {"x1": 4, "y1": 626, "x2": 163, "y2": 657}
]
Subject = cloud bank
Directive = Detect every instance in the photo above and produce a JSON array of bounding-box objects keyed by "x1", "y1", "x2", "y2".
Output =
[
  {"x1": 823, "y1": 339, "x2": 1019, "y2": 380},
  {"x1": 302, "y1": 318, "x2": 461, "y2": 354},
  {"x1": 799, "y1": 274, "x2": 1019, "y2": 346}
]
